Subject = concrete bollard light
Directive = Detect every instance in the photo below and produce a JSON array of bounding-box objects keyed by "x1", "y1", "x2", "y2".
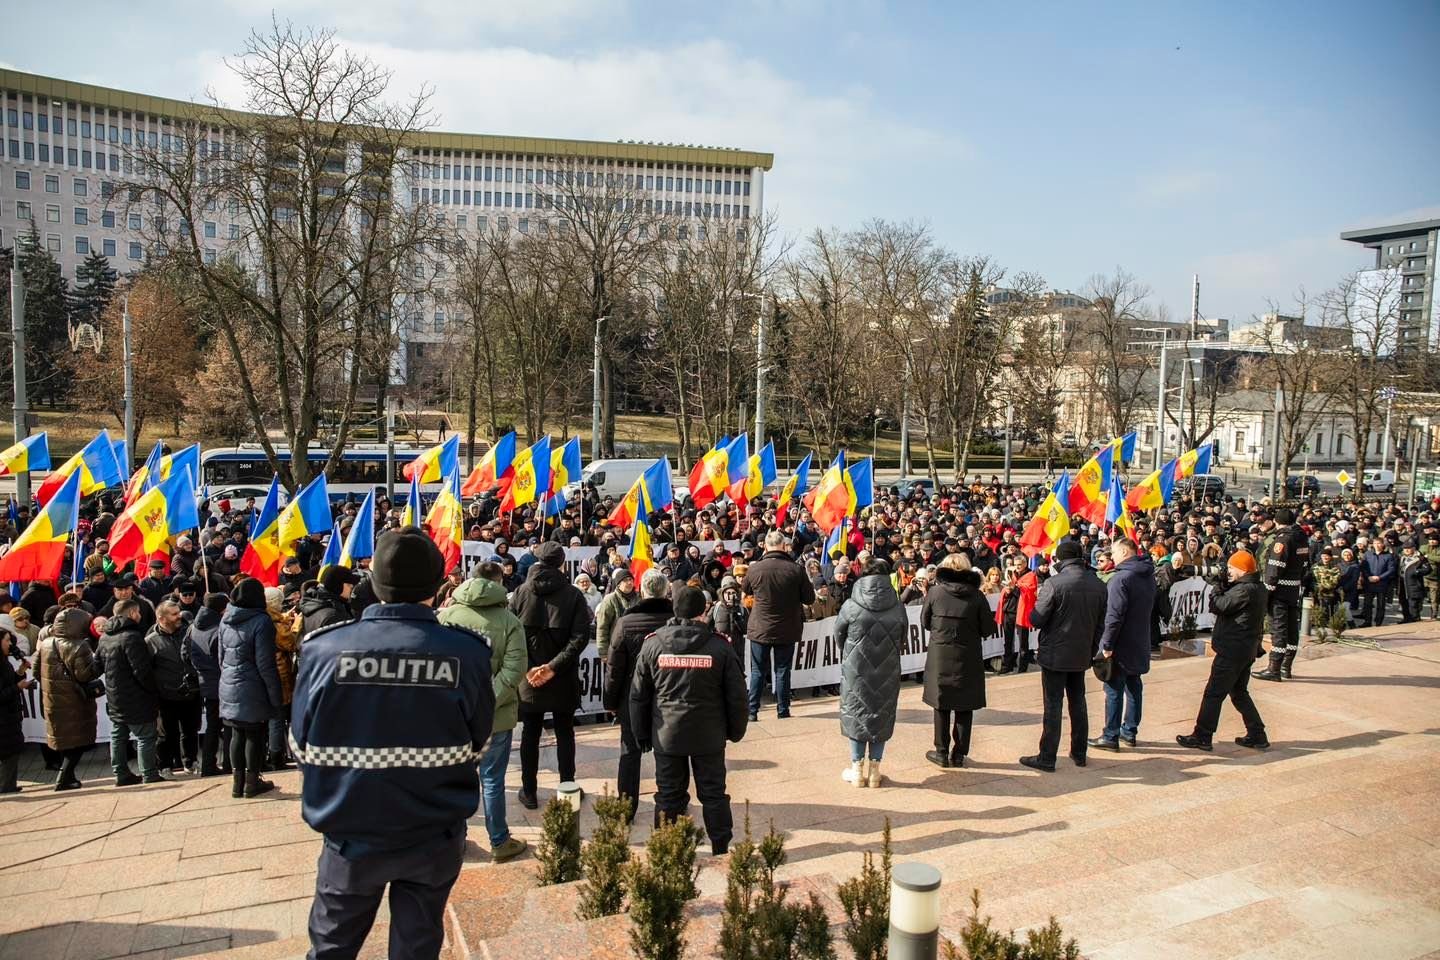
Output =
[
  {"x1": 889, "y1": 862, "x2": 942, "y2": 960},
  {"x1": 1300, "y1": 596, "x2": 1314, "y2": 638},
  {"x1": 556, "y1": 781, "x2": 582, "y2": 810}
]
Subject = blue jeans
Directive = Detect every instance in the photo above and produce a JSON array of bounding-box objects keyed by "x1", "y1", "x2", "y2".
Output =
[
  {"x1": 849, "y1": 738, "x2": 886, "y2": 762},
  {"x1": 1102, "y1": 670, "x2": 1143, "y2": 742},
  {"x1": 748, "y1": 642, "x2": 794, "y2": 716},
  {"x1": 477, "y1": 730, "x2": 514, "y2": 847},
  {"x1": 110, "y1": 720, "x2": 159, "y2": 779}
]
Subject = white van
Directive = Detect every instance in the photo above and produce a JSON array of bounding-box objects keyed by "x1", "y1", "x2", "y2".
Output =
[
  {"x1": 571, "y1": 458, "x2": 669, "y2": 500},
  {"x1": 1352, "y1": 468, "x2": 1396, "y2": 493}
]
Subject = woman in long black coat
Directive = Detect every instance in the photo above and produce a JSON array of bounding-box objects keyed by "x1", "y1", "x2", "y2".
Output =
[{"x1": 921, "y1": 553, "x2": 995, "y2": 768}]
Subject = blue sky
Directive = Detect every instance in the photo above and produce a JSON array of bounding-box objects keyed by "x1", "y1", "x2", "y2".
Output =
[{"x1": 4, "y1": 0, "x2": 1436, "y2": 321}]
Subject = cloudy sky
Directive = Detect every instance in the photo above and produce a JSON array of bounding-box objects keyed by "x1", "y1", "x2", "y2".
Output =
[{"x1": 4, "y1": 0, "x2": 1437, "y2": 322}]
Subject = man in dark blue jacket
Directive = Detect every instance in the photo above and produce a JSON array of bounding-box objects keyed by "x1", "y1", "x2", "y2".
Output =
[
  {"x1": 1358, "y1": 538, "x2": 1397, "y2": 628},
  {"x1": 1089, "y1": 538, "x2": 1156, "y2": 751},
  {"x1": 290, "y1": 527, "x2": 495, "y2": 960}
]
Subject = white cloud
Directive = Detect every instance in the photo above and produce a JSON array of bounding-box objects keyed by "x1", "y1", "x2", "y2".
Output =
[{"x1": 195, "y1": 37, "x2": 968, "y2": 236}]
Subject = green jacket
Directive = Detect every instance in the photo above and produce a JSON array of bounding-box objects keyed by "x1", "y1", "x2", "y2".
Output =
[
  {"x1": 595, "y1": 588, "x2": 635, "y2": 660},
  {"x1": 1423, "y1": 544, "x2": 1440, "y2": 584},
  {"x1": 439, "y1": 577, "x2": 527, "y2": 734}
]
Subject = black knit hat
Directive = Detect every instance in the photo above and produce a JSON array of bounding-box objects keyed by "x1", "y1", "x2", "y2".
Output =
[
  {"x1": 371, "y1": 526, "x2": 446, "y2": 603},
  {"x1": 1055, "y1": 541, "x2": 1083, "y2": 561},
  {"x1": 673, "y1": 586, "x2": 707, "y2": 619},
  {"x1": 320, "y1": 564, "x2": 360, "y2": 595},
  {"x1": 534, "y1": 541, "x2": 566, "y2": 567},
  {"x1": 203, "y1": 592, "x2": 229, "y2": 613},
  {"x1": 231, "y1": 577, "x2": 266, "y2": 610}
]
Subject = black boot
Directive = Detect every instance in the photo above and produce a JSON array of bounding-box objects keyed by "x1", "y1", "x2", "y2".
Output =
[
  {"x1": 265, "y1": 752, "x2": 292, "y2": 772},
  {"x1": 244, "y1": 772, "x2": 276, "y2": 798},
  {"x1": 1280, "y1": 649, "x2": 1297, "y2": 679},
  {"x1": 231, "y1": 769, "x2": 245, "y2": 799},
  {"x1": 1252, "y1": 651, "x2": 1284, "y2": 682},
  {"x1": 1176, "y1": 733, "x2": 1213, "y2": 751}
]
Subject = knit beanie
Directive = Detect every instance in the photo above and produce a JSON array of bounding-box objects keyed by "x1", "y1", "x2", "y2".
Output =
[
  {"x1": 231, "y1": 577, "x2": 267, "y2": 610},
  {"x1": 673, "y1": 586, "x2": 707, "y2": 619},
  {"x1": 320, "y1": 564, "x2": 358, "y2": 595},
  {"x1": 534, "y1": 541, "x2": 566, "y2": 567},
  {"x1": 1227, "y1": 551, "x2": 1257, "y2": 575},
  {"x1": 1054, "y1": 541, "x2": 1082, "y2": 562},
  {"x1": 203, "y1": 592, "x2": 229, "y2": 613},
  {"x1": 370, "y1": 526, "x2": 446, "y2": 604}
]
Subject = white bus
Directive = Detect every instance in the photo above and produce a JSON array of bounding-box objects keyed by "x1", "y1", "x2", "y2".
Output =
[{"x1": 200, "y1": 444, "x2": 447, "y2": 506}]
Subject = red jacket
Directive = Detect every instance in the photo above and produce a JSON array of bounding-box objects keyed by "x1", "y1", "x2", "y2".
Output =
[{"x1": 994, "y1": 570, "x2": 1040, "y2": 629}]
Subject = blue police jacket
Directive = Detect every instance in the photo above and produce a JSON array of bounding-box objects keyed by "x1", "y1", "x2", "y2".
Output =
[{"x1": 290, "y1": 602, "x2": 495, "y2": 856}]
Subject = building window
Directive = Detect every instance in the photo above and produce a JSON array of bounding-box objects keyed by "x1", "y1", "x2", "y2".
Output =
[
  {"x1": 229, "y1": 224, "x2": 240, "y2": 239},
  {"x1": 103, "y1": 239, "x2": 116, "y2": 257},
  {"x1": 45, "y1": 204, "x2": 60, "y2": 223},
  {"x1": 74, "y1": 208, "x2": 88, "y2": 226},
  {"x1": 75, "y1": 236, "x2": 90, "y2": 255},
  {"x1": 73, "y1": 179, "x2": 87, "y2": 197},
  {"x1": 129, "y1": 242, "x2": 142, "y2": 260},
  {"x1": 46, "y1": 234, "x2": 60, "y2": 253},
  {"x1": 14, "y1": 171, "x2": 29, "y2": 190},
  {"x1": 16, "y1": 201, "x2": 31, "y2": 221},
  {"x1": 204, "y1": 249, "x2": 217, "y2": 264},
  {"x1": 204, "y1": 221, "x2": 216, "y2": 238},
  {"x1": 129, "y1": 213, "x2": 142, "y2": 230}
]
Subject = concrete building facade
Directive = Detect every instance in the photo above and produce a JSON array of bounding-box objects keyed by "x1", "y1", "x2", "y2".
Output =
[{"x1": 1340, "y1": 218, "x2": 1439, "y2": 353}]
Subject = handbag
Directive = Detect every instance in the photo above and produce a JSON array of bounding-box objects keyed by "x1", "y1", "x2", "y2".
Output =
[
  {"x1": 1091, "y1": 651, "x2": 1115, "y2": 684},
  {"x1": 51, "y1": 638, "x2": 105, "y2": 700}
]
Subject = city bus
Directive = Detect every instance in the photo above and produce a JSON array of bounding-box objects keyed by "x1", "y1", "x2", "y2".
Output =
[{"x1": 200, "y1": 444, "x2": 446, "y2": 506}]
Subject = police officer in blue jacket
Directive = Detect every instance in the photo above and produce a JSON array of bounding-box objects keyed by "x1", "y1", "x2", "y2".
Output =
[{"x1": 290, "y1": 527, "x2": 495, "y2": 960}]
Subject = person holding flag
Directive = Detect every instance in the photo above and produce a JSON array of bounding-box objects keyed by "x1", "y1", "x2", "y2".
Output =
[{"x1": 241, "y1": 478, "x2": 284, "y2": 586}]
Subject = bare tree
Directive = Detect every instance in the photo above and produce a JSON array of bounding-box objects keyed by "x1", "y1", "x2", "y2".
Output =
[
  {"x1": 1320, "y1": 270, "x2": 1406, "y2": 488},
  {"x1": 1074, "y1": 269, "x2": 1155, "y2": 437},
  {"x1": 1243, "y1": 293, "x2": 1341, "y2": 484},
  {"x1": 120, "y1": 21, "x2": 439, "y2": 488},
  {"x1": 446, "y1": 233, "x2": 504, "y2": 468}
]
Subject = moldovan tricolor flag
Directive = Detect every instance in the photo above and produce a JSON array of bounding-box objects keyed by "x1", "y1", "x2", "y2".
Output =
[
  {"x1": 109, "y1": 466, "x2": 202, "y2": 570},
  {"x1": 339, "y1": 490, "x2": 376, "y2": 568},
  {"x1": 1126, "y1": 458, "x2": 1178, "y2": 513},
  {"x1": 1105, "y1": 468, "x2": 1137, "y2": 543},
  {"x1": 425, "y1": 471, "x2": 465, "y2": 573},
  {"x1": 1176, "y1": 442, "x2": 1213, "y2": 480},
  {"x1": 241, "y1": 476, "x2": 284, "y2": 585},
  {"x1": 1097, "y1": 431, "x2": 1137, "y2": 491},
  {"x1": 278, "y1": 475, "x2": 332, "y2": 557},
  {"x1": 1068, "y1": 453, "x2": 1108, "y2": 527},
  {"x1": 544, "y1": 436, "x2": 583, "y2": 518},
  {"x1": 0, "y1": 433, "x2": 50, "y2": 477},
  {"x1": 401, "y1": 472, "x2": 423, "y2": 527},
  {"x1": 37, "y1": 430, "x2": 124, "y2": 506},
  {"x1": 500, "y1": 436, "x2": 551, "y2": 512},
  {"x1": 804, "y1": 451, "x2": 857, "y2": 534},
  {"x1": 462, "y1": 431, "x2": 517, "y2": 497},
  {"x1": 775, "y1": 452, "x2": 812, "y2": 527},
  {"x1": 0, "y1": 469, "x2": 80, "y2": 584},
  {"x1": 1019, "y1": 471, "x2": 1072, "y2": 559},
  {"x1": 627, "y1": 494, "x2": 654, "y2": 584},
  {"x1": 687, "y1": 435, "x2": 733, "y2": 510},
  {"x1": 404, "y1": 434, "x2": 460, "y2": 484},
  {"x1": 727, "y1": 442, "x2": 778, "y2": 511}
]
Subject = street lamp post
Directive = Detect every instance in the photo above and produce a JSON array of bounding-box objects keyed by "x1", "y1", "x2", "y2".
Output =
[
  {"x1": 591, "y1": 315, "x2": 608, "y2": 463},
  {"x1": 1003, "y1": 399, "x2": 1013, "y2": 487},
  {"x1": 9, "y1": 246, "x2": 30, "y2": 505},
  {"x1": 122, "y1": 295, "x2": 136, "y2": 478}
]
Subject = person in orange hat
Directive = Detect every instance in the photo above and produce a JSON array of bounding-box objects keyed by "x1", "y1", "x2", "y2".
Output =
[{"x1": 1176, "y1": 551, "x2": 1269, "y2": 751}]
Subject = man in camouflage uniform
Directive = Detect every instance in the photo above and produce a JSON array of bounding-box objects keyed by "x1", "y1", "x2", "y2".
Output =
[
  {"x1": 1311, "y1": 550, "x2": 1342, "y2": 625},
  {"x1": 1422, "y1": 529, "x2": 1440, "y2": 620},
  {"x1": 1253, "y1": 508, "x2": 1310, "y2": 682}
]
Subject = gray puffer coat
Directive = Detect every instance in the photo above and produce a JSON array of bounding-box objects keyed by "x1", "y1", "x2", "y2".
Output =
[
  {"x1": 218, "y1": 605, "x2": 283, "y2": 725},
  {"x1": 836, "y1": 573, "x2": 907, "y2": 743}
]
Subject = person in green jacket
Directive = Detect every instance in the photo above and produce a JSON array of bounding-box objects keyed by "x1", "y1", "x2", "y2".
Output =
[
  {"x1": 594, "y1": 568, "x2": 636, "y2": 660},
  {"x1": 439, "y1": 562, "x2": 529, "y2": 862}
]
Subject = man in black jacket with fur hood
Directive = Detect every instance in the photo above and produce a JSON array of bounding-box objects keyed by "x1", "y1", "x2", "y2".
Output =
[{"x1": 630, "y1": 586, "x2": 748, "y2": 854}]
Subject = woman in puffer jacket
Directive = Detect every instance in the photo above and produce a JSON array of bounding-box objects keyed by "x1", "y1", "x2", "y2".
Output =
[
  {"x1": 218, "y1": 578, "x2": 283, "y2": 799},
  {"x1": 34, "y1": 608, "x2": 100, "y2": 790},
  {"x1": 835, "y1": 559, "x2": 907, "y2": 788}
]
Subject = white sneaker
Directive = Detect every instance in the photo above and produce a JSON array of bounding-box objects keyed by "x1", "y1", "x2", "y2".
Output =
[
  {"x1": 867, "y1": 761, "x2": 883, "y2": 788},
  {"x1": 841, "y1": 760, "x2": 864, "y2": 786}
]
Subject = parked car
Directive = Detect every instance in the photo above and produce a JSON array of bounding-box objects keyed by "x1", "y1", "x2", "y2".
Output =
[
  {"x1": 1266, "y1": 474, "x2": 1320, "y2": 498},
  {"x1": 1345, "y1": 468, "x2": 1395, "y2": 493},
  {"x1": 1176, "y1": 474, "x2": 1226, "y2": 500},
  {"x1": 894, "y1": 476, "x2": 934, "y2": 500}
]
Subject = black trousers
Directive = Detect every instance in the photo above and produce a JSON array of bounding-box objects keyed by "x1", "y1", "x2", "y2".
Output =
[
  {"x1": 308, "y1": 828, "x2": 465, "y2": 960},
  {"x1": 1269, "y1": 596, "x2": 1300, "y2": 653},
  {"x1": 201, "y1": 698, "x2": 231, "y2": 771},
  {"x1": 519, "y1": 708, "x2": 575, "y2": 796},
  {"x1": 227, "y1": 721, "x2": 266, "y2": 784},
  {"x1": 653, "y1": 750, "x2": 732, "y2": 851},
  {"x1": 157, "y1": 697, "x2": 201, "y2": 769},
  {"x1": 617, "y1": 716, "x2": 642, "y2": 823},
  {"x1": 933, "y1": 709, "x2": 973, "y2": 761},
  {"x1": 1195, "y1": 654, "x2": 1265, "y2": 739},
  {"x1": 1360, "y1": 591, "x2": 1386, "y2": 627},
  {"x1": 1001, "y1": 621, "x2": 1030, "y2": 670},
  {"x1": 58, "y1": 746, "x2": 89, "y2": 783},
  {"x1": 1037, "y1": 668, "x2": 1088, "y2": 762}
]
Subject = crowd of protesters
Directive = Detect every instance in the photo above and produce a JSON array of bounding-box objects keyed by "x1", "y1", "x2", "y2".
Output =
[{"x1": 1, "y1": 470, "x2": 1437, "y2": 847}]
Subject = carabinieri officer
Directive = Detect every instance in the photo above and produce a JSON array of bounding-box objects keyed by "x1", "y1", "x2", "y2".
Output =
[{"x1": 290, "y1": 526, "x2": 495, "y2": 960}]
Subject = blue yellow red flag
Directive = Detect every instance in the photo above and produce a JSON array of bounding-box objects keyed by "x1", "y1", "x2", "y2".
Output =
[
  {"x1": 544, "y1": 436, "x2": 583, "y2": 517},
  {"x1": 37, "y1": 430, "x2": 123, "y2": 505},
  {"x1": 1020, "y1": 471, "x2": 1072, "y2": 558},
  {"x1": 318, "y1": 523, "x2": 343, "y2": 570},
  {"x1": 847, "y1": 457, "x2": 873, "y2": 511},
  {"x1": 1069, "y1": 453, "x2": 1108, "y2": 526},
  {"x1": 426, "y1": 471, "x2": 465, "y2": 572},
  {"x1": 628, "y1": 494, "x2": 654, "y2": 584},
  {"x1": 241, "y1": 476, "x2": 283, "y2": 585},
  {"x1": 404, "y1": 434, "x2": 460, "y2": 484},
  {"x1": 0, "y1": 470, "x2": 80, "y2": 583},
  {"x1": 109, "y1": 465, "x2": 202, "y2": 569},
  {"x1": 278, "y1": 474, "x2": 332, "y2": 556},
  {"x1": 805, "y1": 451, "x2": 857, "y2": 534},
  {"x1": 775, "y1": 452, "x2": 812, "y2": 527},
  {"x1": 401, "y1": 472, "x2": 423, "y2": 527},
  {"x1": 0, "y1": 433, "x2": 51, "y2": 477},
  {"x1": 502, "y1": 436, "x2": 551, "y2": 511},
  {"x1": 1105, "y1": 467, "x2": 1137, "y2": 543},
  {"x1": 462, "y1": 431, "x2": 517, "y2": 497},
  {"x1": 340, "y1": 490, "x2": 376, "y2": 567},
  {"x1": 1126, "y1": 458, "x2": 1178, "y2": 512}
]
